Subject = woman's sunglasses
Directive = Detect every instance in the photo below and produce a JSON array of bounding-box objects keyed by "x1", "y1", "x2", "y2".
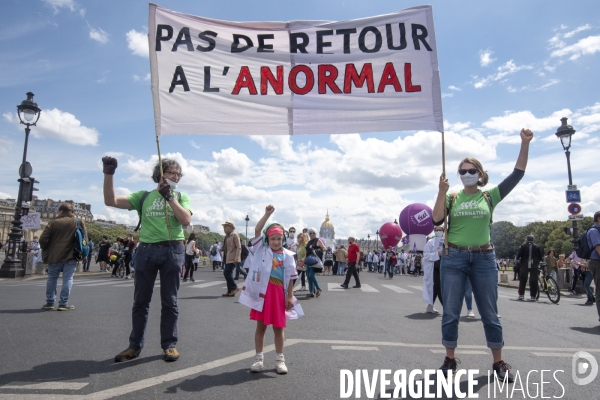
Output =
[{"x1": 458, "y1": 168, "x2": 479, "y2": 175}]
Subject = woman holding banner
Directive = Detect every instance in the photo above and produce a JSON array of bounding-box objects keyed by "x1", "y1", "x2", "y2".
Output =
[{"x1": 432, "y1": 128, "x2": 533, "y2": 383}]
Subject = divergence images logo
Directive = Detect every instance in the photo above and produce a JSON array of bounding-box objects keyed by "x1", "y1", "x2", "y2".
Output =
[
  {"x1": 413, "y1": 209, "x2": 430, "y2": 225},
  {"x1": 572, "y1": 351, "x2": 598, "y2": 386}
]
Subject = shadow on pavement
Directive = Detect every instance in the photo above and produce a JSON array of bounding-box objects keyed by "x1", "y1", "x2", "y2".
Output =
[
  {"x1": 0, "y1": 355, "x2": 163, "y2": 386},
  {"x1": 179, "y1": 296, "x2": 222, "y2": 300},
  {"x1": 376, "y1": 373, "x2": 488, "y2": 399},
  {"x1": 405, "y1": 313, "x2": 439, "y2": 320},
  {"x1": 163, "y1": 368, "x2": 276, "y2": 394},
  {"x1": 570, "y1": 326, "x2": 600, "y2": 335},
  {"x1": 0, "y1": 309, "x2": 47, "y2": 314}
]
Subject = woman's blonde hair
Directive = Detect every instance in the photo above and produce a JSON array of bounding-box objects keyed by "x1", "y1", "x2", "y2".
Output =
[
  {"x1": 459, "y1": 157, "x2": 489, "y2": 187},
  {"x1": 297, "y1": 233, "x2": 308, "y2": 246}
]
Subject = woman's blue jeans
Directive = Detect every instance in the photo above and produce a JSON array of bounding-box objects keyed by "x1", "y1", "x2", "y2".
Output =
[
  {"x1": 441, "y1": 248, "x2": 503, "y2": 349},
  {"x1": 307, "y1": 266, "x2": 321, "y2": 293},
  {"x1": 582, "y1": 271, "x2": 595, "y2": 301}
]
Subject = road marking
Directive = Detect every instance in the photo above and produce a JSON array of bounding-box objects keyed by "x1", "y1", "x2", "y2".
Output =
[
  {"x1": 1, "y1": 382, "x2": 88, "y2": 390},
  {"x1": 332, "y1": 346, "x2": 379, "y2": 351},
  {"x1": 113, "y1": 284, "x2": 134, "y2": 287},
  {"x1": 360, "y1": 284, "x2": 379, "y2": 292},
  {"x1": 531, "y1": 352, "x2": 578, "y2": 357},
  {"x1": 189, "y1": 281, "x2": 223, "y2": 288},
  {"x1": 77, "y1": 281, "x2": 123, "y2": 287},
  {"x1": 381, "y1": 284, "x2": 413, "y2": 294},
  {"x1": 409, "y1": 285, "x2": 423, "y2": 291},
  {"x1": 430, "y1": 350, "x2": 488, "y2": 355},
  {"x1": 327, "y1": 282, "x2": 345, "y2": 291}
]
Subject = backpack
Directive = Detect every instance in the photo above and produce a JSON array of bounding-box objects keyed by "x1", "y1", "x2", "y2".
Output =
[
  {"x1": 210, "y1": 246, "x2": 217, "y2": 256},
  {"x1": 134, "y1": 190, "x2": 181, "y2": 232},
  {"x1": 576, "y1": 227, "x2": 600, "y2": 259},
  {"x1": 241, "y1": 244, "x2": 249, "y2": 260},
  {"x1": 447, "y1": 191, "x2": 493, "y2": 232},
  {"x1": 73, "y1": 217, "x2": 89, "y2": 261},
  {"x1": 414, "y1": 255, "x2": 422, "y2": 267}
]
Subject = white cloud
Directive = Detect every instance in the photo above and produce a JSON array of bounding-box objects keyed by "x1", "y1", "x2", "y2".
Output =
[
  {"x1": 550, "y1": 34, "x2": 600, "y2": 60},
  {"x1": 89, "y1": 27, "x2": 109, "y2": 44},
  {"x1": 479, "y1": 49, "x2": 496, "y2": 67},
  {"x1": 0, "y1": 192, "x2": 11, "y2": 199},
  {"x1": 506, "y1": 79, "x2": 560, "y2": 93},
  {"x1": 448, "y1": 85, "x2": 462, "y2": 91},
  {"x1": 126, "y1": 29, "x2": 149, "y2": 58},
  {"x1": 473, "y1": 60, "x2": 533, "y2": 89},
  {"x1": 132, "y1": 73, "x2": 151, "y2": 82},
  {"x1": 3, "y1": 108, "x2": 99, "y2": 146},
  {"x1": 442, "y1": 93, "x2": 453, "y2": 98},
  {"x1": 190, "y1": 140, "x2": 201, "y2": 149},
  {"x1": 42, "y1": 0, "x2": 84, "y2": 16},
  {"x1": 564, "y1": 24, "x2": 592, "y2": 39},
  {"x1": 482, "y1": 109, "x2": 572, "y2": 134}
]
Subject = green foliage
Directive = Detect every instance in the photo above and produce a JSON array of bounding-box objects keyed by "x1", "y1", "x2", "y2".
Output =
[
  {"x1": 85, "y1": 223, "x2": 138, "y2": 244},
  {"x1": 491, "y1": 216, "x2": 594, "y2": 258},
  {"x1": 182, "y1": 231, "x2": 249, "y2": 250}
]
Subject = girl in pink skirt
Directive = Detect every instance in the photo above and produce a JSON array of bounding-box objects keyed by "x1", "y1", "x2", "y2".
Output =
[{"x1": 239, "y1": 205, "x2": 298, "y2": 374}]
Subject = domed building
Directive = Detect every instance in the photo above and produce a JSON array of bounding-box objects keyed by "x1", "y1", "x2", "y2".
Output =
[{"x1": 319, "y1": 210, "x2": 335, "y2": 248}]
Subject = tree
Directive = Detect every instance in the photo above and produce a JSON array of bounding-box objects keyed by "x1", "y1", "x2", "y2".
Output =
[{"x1": 85, "y1": 223, "x2": 138, "y2": 244}]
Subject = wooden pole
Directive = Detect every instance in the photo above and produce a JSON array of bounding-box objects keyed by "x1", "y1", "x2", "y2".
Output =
[
  {"x1": 442, "y1": 131, "x2": 448, "y2": 255},
  {"x1": 156, "y1": 135, "x2": 172, "y2": 240}
]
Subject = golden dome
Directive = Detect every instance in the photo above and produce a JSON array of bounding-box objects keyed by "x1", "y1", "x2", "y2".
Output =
[{"x1": 320, "y1": 210, "x2": 334, "y2": 229}]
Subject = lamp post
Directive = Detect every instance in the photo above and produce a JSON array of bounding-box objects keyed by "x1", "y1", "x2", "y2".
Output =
[
  {"x1": 367, "y1": 234, "x2": 370, "y2": 252},
  {"x1": 0, "y1": 93, "x2": 41, "y2": 278},
  {"x1": 244, "y1": 215, "x2": 249, "y2": 245},
  {"x1": 376, "y1": 229, "x2": 380, "y2": 254},
  {"x1": 554, "y1": 117, "x2": 578, "y2": 251}
]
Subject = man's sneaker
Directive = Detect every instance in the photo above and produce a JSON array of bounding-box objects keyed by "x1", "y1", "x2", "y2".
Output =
[
  {"x1": 517, "y1": 295, "x2": 524, "y2": 301},
  {"x1": 275, "y1": 354, "x2": 288, "y2": 374},
  {"x1": 426, "y1": 304, "x2": 439, "y2": 313},
  {"x1": 164, "y1": 347, "x2": 179, "y2": 362},
  {"x1": 125, "y1": 276, "x2": 130, "y2": 279},
  {"x1": 439, "y1": 356, "x2": 460, "y2": 377},
  {"x1": 353, "y1": 285, "x2": 361, "y2": 288},
  {"x1": 250, "y1": 355, "x2": 264, "y2": 372},
  {"x1": 492, "y1": 360, "x2": 514, "y2": 383},
  {"x1": 182, "y1": 279, "x2": 188, "y2": 283},
  {"x1": 190, "y1": 278, "x2": 195, "y2": 282},
  {"x1": 340, "y1": 284, "x2": 349, "y2": 289},
  {"x1": 300, "y1": 286, "x2": 306, "y2": 291},
  {"x1": 57, "y1": 304, "x2": 75, "y2": 311},
  {"x1": 530, "y1": 296, "x2": 538, "y2": 302},
  {"x1": 467, "y1": 310, "x2": 475, "y2": 318},
  {"x1": 42, "y1": 303, "x2": 54, "y2": 310},
  {"x1": 114, "y1": 347, "x2": 141, "y2": 363},
  {"x1": 585, "y1": 300, "x2": 595, "y2": 305}
]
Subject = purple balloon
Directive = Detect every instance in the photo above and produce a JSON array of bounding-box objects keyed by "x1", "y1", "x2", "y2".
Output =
[{"x1": 399, "y1": 203, "x2": 434, "y2": 236}]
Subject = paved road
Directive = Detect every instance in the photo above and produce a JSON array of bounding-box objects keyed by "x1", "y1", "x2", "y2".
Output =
[{"x1": 0, "y1": 269, "x2": 598, "y2": 399}]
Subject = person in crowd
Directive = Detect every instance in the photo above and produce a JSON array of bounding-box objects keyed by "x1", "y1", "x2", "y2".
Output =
[
  {"x1": 285, "y1": 228, "x2": 297, "y2": 253},
  {"x1": 423, "y1": 226, "x2": 444, "y2": 313},
  {"x1": 304, "y1": 228, "x2": 325, "y2": 297},
  {"x1": 221, "y1": 220, "x2": 242, "y2": 296},
  {"x1": 103, "y1": 156, "x2": 191, "y2": 363},
  {"x1": 512, "y1": 253, "x2": 520, "y2": 281},
  {"x1": 567, "y1": 253, "x2": 579, "y2": 295},
  {"x1": 517, "y1": 235, "x2": 543, "y2": 301},
  {"x1": 239, "y1": 205, "x2": 297, "y2": 374},
  {"x1": 39, "y1": 203, "x2": 85, "y2": 311},
  {"x1": 384, "y1": 247, "x2": 394, "y2": 278},
  {"x1": 235, "y1": 242, "x2": 249, "y2": 280},
  {"x1": 120, "y1": 234, "x2": 136, "y2": 279},
  {"x1": 97, "y1": 235, "x2": 111, "y2": 272},
  {"x1": 295, "y1": 232, "x2": 308, "y2": 291},
  {"x1": 414, "y1": 253, "x2": 423, "y2": 276},
  {"x1": 372, "y1": 252, "x2": 379, "y2": 273},
  {"x1": 332, "y1": 248, "x2": 338, "y2": 275},
  {"x1": 366, "y1": 251, "x2": 373, "y2": 272},
  {"x1": 84, "y1": 239, "x2": 93, "y2": 272},
  {"x1": 388, "y1": 251, "x2": 397, "y2": 279},
  {"x1": 544, "y1": 249, "x2": 558, "y2": 282},
  {"x1": 335, "y1": 245, "x2": 347, "y2": 276},
  {"x1": 398, "y1": 251, "x2": 407, "y2": 275},
  {"x1": 323, "y1": 247, "x2": 333, "y2": 276},
  {"x1": 574, "y1": 257, "x2": 595, "y2": 305},
  {"x1": 29, "y1": 235, "x2": 42, "y2": 266},
  {"x1": 109, "y1": 238, "x2": 123, "y2": 277},
  {"x1": 432, "y1": 128, "x2": 533, "y2": 382},
  {"x1": 587, "y1": 211, "x2": 600, "y2": 320},
  {"x1": 340, "y1": 237, "x2": 361, "y2": 289},
  {"x1": 193, "y1": 246, "x2": 199, "y2": 271},
  {"x1": 183, "y1": 233, "x2": 196, "y2": 282}
]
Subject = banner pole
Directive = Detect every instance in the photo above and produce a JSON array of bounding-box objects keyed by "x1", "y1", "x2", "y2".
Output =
[
  {"x1": 441, "y1": 131, "x2": 448, "y2": 256},
  {"x1": 156, "y1": 135, "x2": 173, "y2": 241}
]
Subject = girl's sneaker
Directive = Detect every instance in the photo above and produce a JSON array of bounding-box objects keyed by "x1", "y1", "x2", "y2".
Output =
[
  {"x1": 275, "y1": 354, "x2": 288, "y2": 374},
  {"x1": 250, "y1": 355, "x2": 264, "y2": 372}
]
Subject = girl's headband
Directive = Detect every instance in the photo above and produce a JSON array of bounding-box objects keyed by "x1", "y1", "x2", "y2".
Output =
[
  {"x1": 261, "y1": 223, "x2": 287, "y2": 247},
  {"x1": 266, "y1": 225, "x2": 284, "y2": 236}
]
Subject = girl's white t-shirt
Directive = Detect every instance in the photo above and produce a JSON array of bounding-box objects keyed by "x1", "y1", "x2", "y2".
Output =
[{"x1": 185, "y1": 240, "x2": 196, "y2": 256}]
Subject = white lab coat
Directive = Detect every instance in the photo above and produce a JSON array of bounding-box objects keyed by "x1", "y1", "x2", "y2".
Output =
[
  {"x1": 209, "y1": 243, "x2": 222, "y2": 263},
  {"x1": 422, "y1": 237, "x2": 442, "y2": 304}
]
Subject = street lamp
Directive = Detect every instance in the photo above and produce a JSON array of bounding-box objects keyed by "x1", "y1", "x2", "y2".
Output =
[
  {"x1": 367, "y1": 234, "x2": 370, "y2": 252},
  {"x1": 554, "y1": 117, "x2": 578, "y2": 251},
  {"x1": 376, "y1": 229, "x2": 380, "y2": 254},
  {"x1": 244, "y1": 215, "x2": 249, "y2": 245},
  {"x1": 0, "y1": 92, "x2": 41, "y2": 278}
]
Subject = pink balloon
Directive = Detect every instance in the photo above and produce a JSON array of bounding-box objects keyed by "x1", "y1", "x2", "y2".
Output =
[{"x1": 379, "y1": 222, "x2": 403, "y2": 250}]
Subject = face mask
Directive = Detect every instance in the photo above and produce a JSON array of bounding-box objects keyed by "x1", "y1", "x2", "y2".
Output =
[
  {"x1": 459, "y1": 172, "x2": 479, "y2": 186},
  {"x1": 434, "y1": 231, "x2": 443, "y2": 238},
  {"x1": 288, "y1": 233, "x2": 294, "y2": 238},
  {"x1": 165, "y1": 178, "x2": 178, "y2": 190}
]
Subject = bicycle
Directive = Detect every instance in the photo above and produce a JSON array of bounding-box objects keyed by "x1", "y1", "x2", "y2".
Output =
[{"x1": 535, "y1": 264, "x2": 560, "y2": 304}]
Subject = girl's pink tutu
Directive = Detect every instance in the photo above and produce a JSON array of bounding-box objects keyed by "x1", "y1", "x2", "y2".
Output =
[{"x1": 250, "y1": 281, "x2": 286, "y2": 328}]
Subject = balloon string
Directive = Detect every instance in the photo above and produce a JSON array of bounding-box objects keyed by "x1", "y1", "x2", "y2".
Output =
[{"x1": 442, "y1": 131, "x2": 448, "y2": 256}]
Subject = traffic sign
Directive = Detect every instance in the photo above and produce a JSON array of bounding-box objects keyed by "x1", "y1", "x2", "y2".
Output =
[
  {"x1": 567, "y1": 185, "x2": 577, "y2": 190},
  {"x1": 568, "y1": 203, "x2": 582, "y2": 215},
  {"x1": 568, "y1": 214, "x2": 584, "y2": 220},
  {"x1": 19, "y1": 162, "x2": 32, "y2": 178},
  {"x1": 566, "y1": 190, "x2": 581, "y2": 203}
]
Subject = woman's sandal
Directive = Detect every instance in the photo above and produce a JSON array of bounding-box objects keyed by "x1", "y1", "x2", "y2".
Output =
[
  {"x1": 306, "y1": 293, "x2": 315, "y2": 298},
  {"x1": 316, "y1": 289, "x2": 322, "y2": 297}
]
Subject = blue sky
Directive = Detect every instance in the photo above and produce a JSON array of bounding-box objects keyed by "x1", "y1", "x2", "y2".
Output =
[{"x1": 1, "y1": 0, "x2": 599, "y2": 238}]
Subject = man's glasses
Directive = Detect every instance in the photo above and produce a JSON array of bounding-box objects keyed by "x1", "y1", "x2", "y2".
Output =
[
  {"x1": 458, "y1": 168, "x2": 479, "y2": 175},
  {"x1": 309, "y1": 232, "x2": 316, "y2": 235}
]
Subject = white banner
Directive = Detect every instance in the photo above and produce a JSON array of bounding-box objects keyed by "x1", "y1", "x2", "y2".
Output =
[
  {"x1": 149, "y1": 4, "x2": 443, "y2": 136},
  {"x1": 22, "y1": 212, "x2": 41, "y2": 230}
]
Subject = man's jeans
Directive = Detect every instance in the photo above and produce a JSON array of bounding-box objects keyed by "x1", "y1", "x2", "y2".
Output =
[
  {"x1": 46, "y1": 259, "x2": 77, "y2": 305},
  {"x1": 342, "y1": 262, "x2": 361, "y2": 287},
  {"x1": 440, "y1": 248, "x2": 503, "y2": 349},
  {"x1": 306, "y1": 266, "x2": 321, "y2": 293},
  {"x1": 84, "y1": 255, "x2": 92, "y2": 271},
  {"x1": 338, "y1": 262, "x2": 346, "y2": 276},
  {"x1": 129, "y1": 242, "x2": 184, "y2": 351},
  {"x1": 234, "y1": 262, "x2": 247, "y2": 280},
  {"x1": 224, "y1": 263, "x2": 238, "y2": 293},
  {"x1": 582, "y1": 271, "x2": 595, "y2": 301},
  {"x1": 385, "y1": 262, "x2": 394, "y2": 278}
]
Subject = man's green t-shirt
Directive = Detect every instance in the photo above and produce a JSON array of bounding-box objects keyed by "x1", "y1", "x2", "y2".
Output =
[
  {"x1": 446, "y1": 186, "x2": 502, "y2": 247},
  {"x1": 128, "y1": 190, "x2": 192, "y2": 243}
]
